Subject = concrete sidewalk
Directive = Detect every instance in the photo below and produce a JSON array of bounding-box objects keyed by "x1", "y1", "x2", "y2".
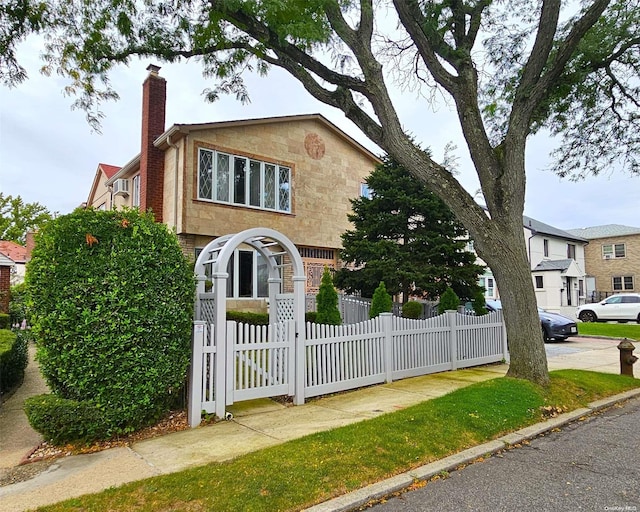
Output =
[{"x1": 0, "y1": 336, "x2": 630, "y2": 512}]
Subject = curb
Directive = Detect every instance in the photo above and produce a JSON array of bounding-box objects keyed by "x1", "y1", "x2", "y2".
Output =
[{"x1": 303, "y1": 387, "x2": 640, "y2": 512}]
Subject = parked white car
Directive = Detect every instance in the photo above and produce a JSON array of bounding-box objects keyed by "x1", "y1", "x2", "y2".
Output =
[{"x1": 576, "y1": 293, "x2": 640, "y2": 323}]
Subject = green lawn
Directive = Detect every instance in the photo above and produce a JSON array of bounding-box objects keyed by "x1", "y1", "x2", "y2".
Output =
[
  {"x1": 39, "y1": 370, "x2": 639, "y2": 512},
  {"x1": 578, "y1": 322, "x2": 640, "y2": 340}
]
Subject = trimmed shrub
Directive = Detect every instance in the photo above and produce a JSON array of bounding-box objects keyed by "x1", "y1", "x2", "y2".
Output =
[
  {"x1": 24, "y1": 394, "x2": 109, "y2": 445},
  {"x1": 472, "y1": 291, "x2": 487, "y2": 316},
  {"x1": 316, "y1": 267, "x2": 341, "y2": 325},
  {"x1": 402, "y1": 301, "x2": 423, "y2": 319},
  {"x1": 226, "y1": 311, "x2": 269, "y2": 325},
  {"x1": 370, "y1": 281, "x2": 392, "y2": 318},
  {"x1": 438, "y1": 287, "x2": 460, "y2": 314},
  {"x1": 25, "y1": 208, "x2": 194, "y2": 439},
  {"x1": 0, "y1": 329, "x2": 28, "y2": 393},
  {"x1": 0, "y1": 314, "x2": 9, "y2": 330},
  {"x1": 305, "y1": 311, "x2": 318, "y2": 324},
  {"x1": 9, "y1": 283, "x2": 28, "y2": 326}
]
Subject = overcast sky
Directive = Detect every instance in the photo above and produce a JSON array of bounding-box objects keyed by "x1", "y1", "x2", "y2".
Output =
[{"x1": 1, "y1": 42, "x2": 638, "y2": 233}]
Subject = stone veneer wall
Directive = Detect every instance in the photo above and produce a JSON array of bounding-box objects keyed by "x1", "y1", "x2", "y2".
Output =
[{"x1": 583, "y1": 234, "x2": 640, "y2": 293}]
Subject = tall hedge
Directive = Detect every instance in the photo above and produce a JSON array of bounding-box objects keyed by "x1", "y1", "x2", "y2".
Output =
[
  {"x1": 0, "y1": 329, "x2": 28, "y2": 393},
  {"x1": 25, "y1": 208, "x2": 194, "y2": 440}
]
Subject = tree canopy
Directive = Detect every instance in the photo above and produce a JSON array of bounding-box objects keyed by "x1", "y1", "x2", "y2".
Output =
[
  {"x1": 4, "y1": 0, "x2": 639, "y2": 386},
  {"x1": 335, "y1": 155, "x2": 484, "y2": 302},
  {"x1": 0, "y1": 193, "x2": 52, "y2": 244}
]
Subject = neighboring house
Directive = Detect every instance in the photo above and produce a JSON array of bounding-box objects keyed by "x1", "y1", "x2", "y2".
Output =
[
  {"x1": 0, "y1": 241, "x2": 27, "y2": 285},
  {"x1": 469, "y1": 215, "x2": 588, "y2": 316},
  {"x1": 0, "y1": 252, "x2": 13, "y2": 313},
  {"x1": 566, "y1": 224, "x2": 640, "y2": 301},
  {"x1": 464, "y1": 240, "x2": 497, "y2": 300},
  {"x1": 86, "y1": 163, "x2": 122, "y2": 211},
  {"x1": 86, "y1": 65, "x2": 380, "y2": 310},
  {"x1": 525, "y1": 215, "x2": 588, "y2": 316}
]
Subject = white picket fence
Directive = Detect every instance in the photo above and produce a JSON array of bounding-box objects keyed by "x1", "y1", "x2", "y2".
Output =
[
  {"x1": 189, "y1": 310, "x2": 507, "y2": 426},
  {"x1": 304, "y1": 310, "x2": 507, "y2": 398}
]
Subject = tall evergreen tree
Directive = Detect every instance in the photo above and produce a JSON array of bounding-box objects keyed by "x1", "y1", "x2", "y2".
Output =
[{"x1": 335, "y1": 156, "x2": 484, "y2": 303}]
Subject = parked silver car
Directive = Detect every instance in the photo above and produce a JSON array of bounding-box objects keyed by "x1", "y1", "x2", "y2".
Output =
[{"x1": 576, "y1": 293, "x2": 640, "y2": 323}]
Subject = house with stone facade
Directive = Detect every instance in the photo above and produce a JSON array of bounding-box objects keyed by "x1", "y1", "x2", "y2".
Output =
[
  {"x1": 86, "y1": 65, "x2": 381, "y2": 311},
  {"x1": 566, "y1": 224, "x2": 640, "y2": 301}
]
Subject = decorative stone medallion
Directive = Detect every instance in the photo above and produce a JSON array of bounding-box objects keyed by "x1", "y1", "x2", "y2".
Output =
[{"x1": 304, "y1": 133, "x2": 326, "y2": 160}]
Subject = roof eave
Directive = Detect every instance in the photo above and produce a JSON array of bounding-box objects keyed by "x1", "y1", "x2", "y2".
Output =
[{"x1": 105, "y1": 155, "x2": 141, "y2": 185}]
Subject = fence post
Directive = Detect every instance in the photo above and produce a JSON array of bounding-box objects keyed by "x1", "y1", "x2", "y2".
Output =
[
  {"x1": 381, "y1": 312, "x2": 394, "y2": 383},
  {"x1": 226, "y1": 321, "x2": 236, "y2": 405},
  {"x1": 293, "y1": 275, "x2": 307, "y2": 406},
  {"x1": 188, "y1": 321, "x2": 205, "y2": 428},
  {"x1": 447, "y1": 310, "x2": 458, "y2": 370},
  {"x1": 500, "y1": 310, "x2": 510, "y2": 363}
]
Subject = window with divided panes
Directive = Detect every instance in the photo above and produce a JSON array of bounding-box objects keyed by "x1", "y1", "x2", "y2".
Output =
[{"x1": 198, "y1": 148, "x2": 291, "y2": 213}]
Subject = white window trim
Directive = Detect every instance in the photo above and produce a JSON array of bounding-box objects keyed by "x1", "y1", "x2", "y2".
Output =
[
  {"x1": 198, "y1": 148, "x2": 292, "y2": 213},
  {"x1": 602, "y1": 243, "x2": 626, "y2": 259},
  {"x1": 132, "y1": 174, "x2": 141, "y2": 207}
]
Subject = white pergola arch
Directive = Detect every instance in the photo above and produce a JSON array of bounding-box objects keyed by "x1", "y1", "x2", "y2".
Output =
[{"x1": 192, "y1": 228, "x2": 306, "y2": 418}]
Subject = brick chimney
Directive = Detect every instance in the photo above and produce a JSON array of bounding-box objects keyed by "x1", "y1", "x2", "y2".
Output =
[
  {"x1": 25, "y1": 231, "x2": 36, "y2": 261},
  {"x1": 140, "y1": 64, "x2": 166, "y2": 222}
]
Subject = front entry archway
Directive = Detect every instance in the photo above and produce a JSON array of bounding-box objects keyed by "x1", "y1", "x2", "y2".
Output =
[{"x1": 189, "y1": 228, "x2": 306, "y2": 426}]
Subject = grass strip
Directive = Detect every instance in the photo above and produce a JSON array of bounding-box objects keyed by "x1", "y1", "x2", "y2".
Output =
[
  {"x1": 578, "y1": 322, "x2": 640, "y2": 340},
  {"x1": 39, "y1": 370, "x2": 639, "y2": 512}
]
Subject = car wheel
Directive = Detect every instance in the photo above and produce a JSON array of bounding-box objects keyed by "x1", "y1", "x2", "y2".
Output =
[
  {"x1": 579, "y1": 310, "x2": 597, "y2": 322},
  {"x1": 541, "y1": 326, "x2": 550, "y2": 343},
  {"x1": 637, "y1": 313, "x2": 640, "y2": 324}
]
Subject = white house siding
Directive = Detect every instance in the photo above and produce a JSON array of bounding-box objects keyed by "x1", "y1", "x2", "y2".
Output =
[{"x1": 525, "y1": 223, "x2": 587, "y2": 317}]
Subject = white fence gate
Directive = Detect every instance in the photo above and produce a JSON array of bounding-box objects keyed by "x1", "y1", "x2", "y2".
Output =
[
  {"x1": 189, "y1": 319, "x2": 296, "y2": 422},
  {"x1": 190, "y1": 310, "x2": 507, "y2": 426}
]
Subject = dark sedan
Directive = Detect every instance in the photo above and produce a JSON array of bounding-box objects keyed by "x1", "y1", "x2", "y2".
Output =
[{"x1": 485, "y1": 299, "x2": 578, "y2": 342}]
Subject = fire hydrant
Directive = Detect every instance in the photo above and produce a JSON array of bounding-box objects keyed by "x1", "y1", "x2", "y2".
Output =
[{"x1": 617, "y1": 339, "x2": 638, "y2": 377}]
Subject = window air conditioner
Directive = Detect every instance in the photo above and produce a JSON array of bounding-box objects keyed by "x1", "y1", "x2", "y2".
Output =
[
  {"x1": 604, "y1": 254, "x2": 612, "y2": 260},
  {"x1": 113, "y1": 178, "x2": 130, "y2": 197}
]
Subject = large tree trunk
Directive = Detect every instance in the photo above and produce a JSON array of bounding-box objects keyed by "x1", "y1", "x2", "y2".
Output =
[{"x1": 475, "y1": 217, "x2": 550, "y2": 386}]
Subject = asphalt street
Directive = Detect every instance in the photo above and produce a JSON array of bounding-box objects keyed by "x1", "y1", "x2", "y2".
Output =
[{"x1": 368, "y1": 395, "x2": 640, "y2": 512}]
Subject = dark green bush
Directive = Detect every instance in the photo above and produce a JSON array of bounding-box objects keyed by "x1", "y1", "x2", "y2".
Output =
[
  {"x1": 305, "y1": 311, "x2": 318, "y2": 323},
  {"x1": 25, "y1": 208, "x2": 194, "y2": 439},
  {"x1": 316, "y1": 267, "x2": 341, "y2": 325},
  {"x1": 370, "y1": 281, "x2": 392, "y2": 319},
  {"x1": 402, "y1": 301, "x2": 423, "y2": 319},
  {"x1": 9, "y1": 283, "x2": 28, "y2": 326},
  {"x1": 0, "y1": 314, "x2": 9, "y2": 329},
  {"x1": 438, "y1": 287, "x2": 460, "y2": 314},
  {"x1": 226, "y1": 311, "x2": 269, "y2": 325},
  {"x1": 0, "y1": 329, "x2": 28, "y2": 393},
  {"x1": 472, "y1": 291, "x2": 487, "y2": 316},
  {"x1": 24, "y1": 394, "x2": 110, "y2": 444}
]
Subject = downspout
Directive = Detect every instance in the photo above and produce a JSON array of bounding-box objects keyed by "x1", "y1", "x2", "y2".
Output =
[{"x1": 166, "y1": 134, "x2": 179, "y2": 231}]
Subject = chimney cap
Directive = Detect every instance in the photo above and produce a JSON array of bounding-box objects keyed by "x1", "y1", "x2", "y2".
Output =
[{"x1": 146, "y1": 64, "x2": 161, "y2": 75}]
